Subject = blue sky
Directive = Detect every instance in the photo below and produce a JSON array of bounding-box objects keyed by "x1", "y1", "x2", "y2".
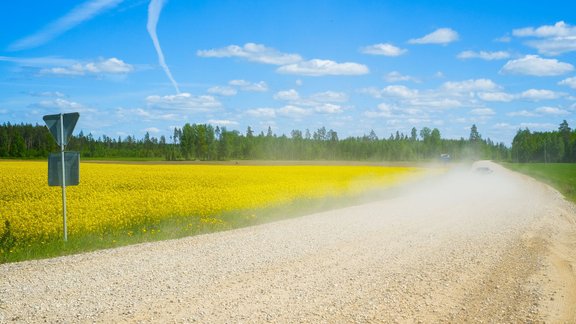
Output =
[{"x1": 1, "y1": 0, "x2": 575, "y2": 144}]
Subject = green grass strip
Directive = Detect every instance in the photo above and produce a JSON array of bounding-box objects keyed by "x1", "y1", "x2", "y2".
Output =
[{"x1": 503, "y1": 162, "x2": 576, "y2": 202}]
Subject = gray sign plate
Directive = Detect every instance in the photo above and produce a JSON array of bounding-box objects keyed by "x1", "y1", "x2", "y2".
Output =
[{"x1": 48, "y1": 152, "x2": 80, "y2": 186}]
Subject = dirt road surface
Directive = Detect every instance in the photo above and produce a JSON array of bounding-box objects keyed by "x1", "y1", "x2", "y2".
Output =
[{"x1": 1, "y1": 161, "x2": 576, "y2": 323}]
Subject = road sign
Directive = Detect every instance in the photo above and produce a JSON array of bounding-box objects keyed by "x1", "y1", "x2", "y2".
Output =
[
  {"x1": 43, "y1": 112, "x2": 80, "y2": 242},
  {"x1": 43, "y1": 112, "x2": 79, "y2": 146},
  {"x1": 48, "y1": 152, "x2": 80, "y2": 186}
]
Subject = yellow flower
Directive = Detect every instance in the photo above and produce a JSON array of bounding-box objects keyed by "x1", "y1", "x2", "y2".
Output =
[{"x1": 0, "y1": 161, "x2": 430, "y2": 247}]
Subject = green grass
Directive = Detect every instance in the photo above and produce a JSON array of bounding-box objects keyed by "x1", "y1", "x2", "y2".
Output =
[{"x1": 503, "y1": 163, "x2": 576, "y2": 202}]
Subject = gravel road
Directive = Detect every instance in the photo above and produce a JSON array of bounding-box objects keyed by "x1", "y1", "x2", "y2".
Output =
[{"x1": 1, "y1": 161, "x2": 576, "y2": 323}]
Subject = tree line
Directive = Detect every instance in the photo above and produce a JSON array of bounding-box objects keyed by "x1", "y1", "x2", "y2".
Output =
[
  {"x1": 0, "y1": 121, "x2": 508, "y2": 161},
  {"x1": 0, "y1": 123, "x2": 57, "y2": 158},
  {"x1": 511, "y1": 120, "x2": 576, "y2": 163}
]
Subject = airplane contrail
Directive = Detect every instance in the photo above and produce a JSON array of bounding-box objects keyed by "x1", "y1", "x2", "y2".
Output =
[
  {"x1": 9, "y1": 0, "x2": 124, "y2": 51},
  {"x1": 147, "y1": 0, "x2": 180, "y2": 94}
]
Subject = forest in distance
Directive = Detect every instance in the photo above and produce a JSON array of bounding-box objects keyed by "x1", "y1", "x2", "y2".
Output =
[{"x1": 0, "y1": 120, "x2": 573, "y2": 163}]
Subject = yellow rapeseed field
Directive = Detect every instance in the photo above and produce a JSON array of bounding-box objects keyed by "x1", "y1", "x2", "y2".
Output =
[{"x1": 0, "y1": 161, "x2": 423, "y2": 246}]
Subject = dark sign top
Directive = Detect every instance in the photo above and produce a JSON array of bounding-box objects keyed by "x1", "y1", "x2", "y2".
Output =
[{"x1": 43, "y1": 112, "x2": 80, "y2": 146}]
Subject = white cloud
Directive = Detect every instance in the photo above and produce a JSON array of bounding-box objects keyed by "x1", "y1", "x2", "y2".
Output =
[
  {"x1": 246, "y1": 108, "x2": 276, "y2": 119},
  {"x1": 507, "y1": 106, "x2": 569, "y2": 117},
  {"x1": 207, "y1": 86, "x2": 237, "y2": 96},
  {"x1": 477, "y1": 92, "x2": 514, "y2": 102},
  {"x1": 269, "y1": 90, "x2": 348, "y2": 116},
  {"x1": 144, "y1": 127, "x2": 160, "y2": 133},
  {"x1": 363, "y1": 78, "x2": 516, "y2": 114},
  {"x1": 403, "y1": 108, "x2": 424, "y2": 116},
  {"x1": 365, "y1": 103, "x2": 425, "y2": 119},
  {"x1": 361, "y1": 43, "x2": 407, "y2": 56},
  {"x1": 34, "y1": 98, "x2": 96, "y2": 113},
  {"x1": 407, "y1": 118, "x2": 435, "y2": 126},
  {"x1": 442, "y1": 79, "x2": 499, "y2": 92},
  {"x1": 117, "y1": 107, "x2": 151, "y2": 119},
  {"x1": 116, "y1": 108, "x2": 181, "y2": 121},
  {"x1": 408, "y1": 28, "x2": 459, "y2": 45},
  {"x1": 470, "y1": 108, "x2": 495, "y2": 116},
  {"x1": 247, "y1": 99, "x2": 342, "y2": 120},
  {"x1": 493, "y1": 121, "x2": 556, "y2": 133},
  {"x1": 197, "y1": 43, "x2": 302, "y2": 65},
  {"x1": 477, "y1": 89, "x2": 563, "y2": 102},
  {"x1": 42, "y1": 66, "x2": 85, "y2": 76},
  {"x1": 8, "y1": 0, "x2": 123, "y2": 51},
  {"x1": 360, "y1": 85, "x2": 419, "y2": 98},
  {"x1": 457, "y1": 50, "x2": 510, "y2": 60},
  {"x1": 513, "y1": 21, "x2": 575, "y2": 37},
  {"x1": 520, "y1": 89, "x2": 562, "y2": 100},
  {"x1": 526, "y1": 37, "x2": 576, "y2": 56},
  {"x1": 228, "y1": 79, "x2": 269, "y2": 92},
  {"x1": 361, "y1": 84, "x2": 468, "y2": 111},
  {"x1": 507, "y1": 110, "x2": 537, "y2": 117},
  {"x1": 204, "y1": 80, "x2": 269, "y2": 101},
  {"x1": 495, "y1": 36, "x2": 512, "y2": 43},
  {"x1": 381, "y1": 85, "x2": 419, "y2": 98},
  {"x1": 534, "y1": 106, "x2": 569, "y2": 115},
  {"x1": 519, "y1": 122, "x2": 557, "y2": 130},
  {"x1": 381, "y1": 102, "x2": 400, "y2": 111},
  {"x1": 434, "y1": 71, "x2": 445, "y2": 78},
  {"x1": 41, "y1": 57, "x2": 133, "y2": 76},
  {"x1": 314, "y1": 103, "x2": 343, "y2": 114},
  {"x1": 146, "y1": 92, "x2": 221, "y2": 111},
  {"x1": 86, "y1": 58, "x2": 133, "y2": 73},
  {"x1": 513, "y1": 21, "x2": 576, "y2": 55},
  {"x1": 493, "y1": 122, "x2": 513, "y2": 130},
  {"x1": 0, "y1": 56, "x2": 77, "y2": 67},
  {"x1": 500, "y1": 55, "x2": 573, "y2": 76},
  {"x1": 245, "y1": 108, "x2": 276, "y2": 118},
  {"x1": 363, "y1": 111, "x2": 382, "y2": 119},
  {"x1": 359, "y1": 87, "x2": 383, "y2": 98},
  {"x1": 30, "y1": 91, "x2": 67, "y2": 98},
  {"x1": 277, "y1": 59, "x2": 369, "y2": 76},
  {"x1": 228, "y1": 79, "x2": 249, "y2": 86},
  {"x1": 310, "y1": 91, "x2": 348, "y2": 102},
  {"x1": 376, "y1": 103, "x2": 398, "y2": 116},
  {"x1": 559, "y1": 77, "x2": 576, "y2": 89},
  {"x1": 277, "y1": 105, "x2": 311, "y2": 118},
  {"x1": 274, "y1": 89, "x2": 300, "y2": 101},
  {"x1": 384, "y1": 71, "x2": 419, "y2": 83},
  {"x1": 406, "y1": 98, "x2": 462, "y2": 109},
  {"x1": 208, "y1": 119, "x2": 238, "y2": 126}
]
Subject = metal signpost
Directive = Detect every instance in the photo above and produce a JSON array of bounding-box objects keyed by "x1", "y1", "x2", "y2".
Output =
[{"x1": 43, "y1": 112, "x2": 80, "y2": 242}]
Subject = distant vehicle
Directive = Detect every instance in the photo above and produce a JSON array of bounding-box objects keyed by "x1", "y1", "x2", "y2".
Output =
[
  {"x1": 475, "y1": 166, "x2": 493, "y2": 174},
  {"x1": 440, "y1": 154, "x2": 451, "y2": 163}
]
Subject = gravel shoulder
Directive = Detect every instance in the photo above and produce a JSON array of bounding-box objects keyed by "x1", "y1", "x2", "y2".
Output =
[{"x1": 1, "y1": 161, "x2": 575, "y2": 323}]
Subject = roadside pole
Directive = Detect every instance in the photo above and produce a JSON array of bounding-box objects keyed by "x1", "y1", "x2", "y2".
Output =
[
  {"x1": 44, "y1": 112, "x2": 80, "y2": 242},
  {"x1": 60, "y1": 114, "x2": 68, "y2": 242}
]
